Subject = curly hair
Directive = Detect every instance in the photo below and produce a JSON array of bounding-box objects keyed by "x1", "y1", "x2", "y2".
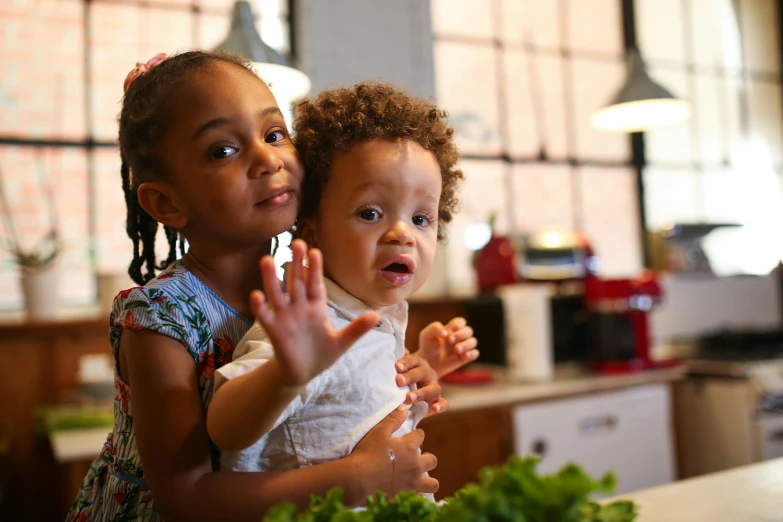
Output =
[
  {"x1": 292, "y1": 82, "x2": 463, "y2": 242},
  {"x1": 119, "y1": 50, "x2": 256, "y2": 285}
]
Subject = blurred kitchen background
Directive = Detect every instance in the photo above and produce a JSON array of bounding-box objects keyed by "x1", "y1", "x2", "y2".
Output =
[{"x1": 3, "y1": 0, "x2": 783, "y2": 519}]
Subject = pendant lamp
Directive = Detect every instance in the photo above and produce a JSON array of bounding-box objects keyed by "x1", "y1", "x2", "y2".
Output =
[
  {"x1": 591, "y1": 49, "x2": 692, "y2": 132},
  {"x1": 214, "y1": 1, "x2": 311, "y2": 101}
]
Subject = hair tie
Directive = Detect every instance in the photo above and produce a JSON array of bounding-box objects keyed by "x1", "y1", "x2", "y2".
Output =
[{"x1": 123, "y1": 52, "x2": 168, "y2": 93}]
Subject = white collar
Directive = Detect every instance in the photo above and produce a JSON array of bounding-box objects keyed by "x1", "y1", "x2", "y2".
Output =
[{"x1": 323, "y1": 277, "x2": 408, "y2": 336}]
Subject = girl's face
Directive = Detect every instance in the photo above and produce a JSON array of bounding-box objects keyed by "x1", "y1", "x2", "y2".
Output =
[{"x1": 158, "y1": 61, "x2": 304, "y2": 248}]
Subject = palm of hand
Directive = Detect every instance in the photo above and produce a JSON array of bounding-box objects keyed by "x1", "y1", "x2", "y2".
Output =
[
  {"x1": 265, "y1": 296, "x2": 345, "y2": 386},
  {"x1": 252, "y1": 240, "x2": 379, "y2": 388}
]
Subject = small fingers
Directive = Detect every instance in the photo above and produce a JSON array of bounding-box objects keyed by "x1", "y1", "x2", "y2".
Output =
[
  {"x1": 376, "y1": 404, "x2": 409, "y2": 437},
  {"x1": 418, "y1": 452, "x2": 438, "y2": 475},
  {"x1": 459, "y1": 348, "x2": 480, "y2": 363},
  {"x1": 250, "y1": 290, "x2": 274, "y2": 327},
  {"x1": 396, "y1": 364, "x2": 435, "y2": 388},
  {"x1": 420, "y1": 321, "x2": 447, "y2": 341},
  {"x1": 407, "y1": 382, "x2": 442, "y2": 405},
  {"x1": 445, "y1": 317, "x2": 467, "y2": 333},
  {"x1": 306, "y1": 248, "x2": 326, "y2": 301},
  {"x1": 287, "y1": 240, "x2": 307, "y2": 303},
  {"x1": 454, "y1": 336, "x2": 478, "y2": 354},
  {"x1": 260, "y1": 256, "x2": 286, "y2": 311},
  {"x1": 401, "y1": 427, "x2": 425, "y2": 448},
  {"x1": 428, "y1": 398, "x2": 448, "y2": 416},
  {"x1": 395, "y1": 352, "x2": 424, "y2": 373},
  {"x1": 416, "y1": 475, "x2": 440, "y2": 494},
  {"x1": 448, "y1": 326, "x2": 474, "y2": 346},
  {"x1": 335, "y1": 312, "x2": 379, "y2": 352}
]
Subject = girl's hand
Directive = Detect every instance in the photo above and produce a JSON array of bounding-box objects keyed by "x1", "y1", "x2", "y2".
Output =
[
  {"x1": 396, "y1": 351, "x2": 447, "y2": 416},
  {"x1": 417, "y1": 317, "x2": 479, "y2": 378},
  {"x1": 349, "y1": 405, "x2": 439, "y2": 497},
  {"x1": 252, "y1": 239, "x2": 379, "y2": 386}
]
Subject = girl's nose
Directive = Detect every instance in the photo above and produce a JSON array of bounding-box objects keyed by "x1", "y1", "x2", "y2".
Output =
[{"x1": 249, "y1": 139, "x2": 284, "y2": 178}]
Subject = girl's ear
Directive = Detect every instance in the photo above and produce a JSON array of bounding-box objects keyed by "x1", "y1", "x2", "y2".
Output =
[
  {"x1": 296, "y1": 218, "x2": 318, "y2": 249},
  {"x1": 137, "y1": 181, "x2": 188, "y2": 229}
]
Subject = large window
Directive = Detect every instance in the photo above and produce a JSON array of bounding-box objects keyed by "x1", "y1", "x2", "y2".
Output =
[
  {"x1": 0, "y1": 0, "x2": 291, "y2": 309},
  {"x1": 637, "y1": 0, "x2": 783, "y2": 275},
  {"x1": 430, "y1": 0, "x2": 643, "y2": 295}
]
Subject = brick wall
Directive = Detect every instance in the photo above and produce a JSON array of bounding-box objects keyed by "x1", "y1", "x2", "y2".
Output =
[{"x1": 0, "y1": 0, "x2": 239, "y2": 309}]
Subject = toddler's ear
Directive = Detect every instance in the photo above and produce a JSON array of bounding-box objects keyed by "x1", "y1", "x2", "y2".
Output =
[{"x1": 296, "y1": 219, "x2": 318, "y2": 249}]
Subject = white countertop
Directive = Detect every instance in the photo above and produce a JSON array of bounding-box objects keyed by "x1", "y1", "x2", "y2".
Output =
[
  {"x1": 48, "y1": 365, "x2": 683, "y2": 463},
  {"x1": 620, "y1": 458, "x2": 783, "y2": 521},
  {"x1": 442, "y1": 364, "x2": 684, "y2": 412},
  {"x1": 49, "y1": 428, "x2": 109, "y2": 463}
]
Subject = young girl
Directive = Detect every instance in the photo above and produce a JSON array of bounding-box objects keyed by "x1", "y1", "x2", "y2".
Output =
[
  {"x1": 66, "y1": 51, "x2": 471, "y2": 522},
  {"x1": 207, "y1": 83, "x2": 477, "y2": 499}
]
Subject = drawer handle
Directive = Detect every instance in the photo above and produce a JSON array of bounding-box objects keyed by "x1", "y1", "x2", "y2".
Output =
[
  {"x1": 579, "y1": 415, "x2": 618, "y2": 435},
  {"x1": 768, "y1": 430, "x2": 783, "y2": 442},
  {"x1": 531, "y1": 438, "x2": 548, "y2": 457}
]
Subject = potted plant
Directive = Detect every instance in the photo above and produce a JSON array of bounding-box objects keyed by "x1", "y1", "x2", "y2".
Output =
[{"x1": 0, "y1": 159, "x2": 61, "y2": 321}]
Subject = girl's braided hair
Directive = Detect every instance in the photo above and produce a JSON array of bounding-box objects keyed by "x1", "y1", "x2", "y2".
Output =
[{"x1": 119, "y1": 50, "x2": 255, "y2": 285}]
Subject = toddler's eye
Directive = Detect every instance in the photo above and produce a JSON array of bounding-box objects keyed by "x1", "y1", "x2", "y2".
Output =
[
  {"x1": 211, "y1": 145, "x2": 237, "y2": 159},
  {"x1": 413, "y1": 215, "x2": 431, "y2": 227},
  {"x1": 359, "y1": 209, "x2": 381, "y2": 221},
  {"x1": 265, "y1": 130, "x2": 287, "y2": 143}
]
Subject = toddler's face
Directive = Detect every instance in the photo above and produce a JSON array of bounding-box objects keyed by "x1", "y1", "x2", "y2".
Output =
[{"x1": 304, "y1": 139, "x2": 441, "y2": 309}]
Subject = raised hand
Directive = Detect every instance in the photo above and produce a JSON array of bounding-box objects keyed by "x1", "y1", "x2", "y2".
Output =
[
  {"x1": 417, "y1": 317, "x2": 479, "y2": 379},
  {"x1": 251, "y1": 239, "x2": 379, "y2": 386}
]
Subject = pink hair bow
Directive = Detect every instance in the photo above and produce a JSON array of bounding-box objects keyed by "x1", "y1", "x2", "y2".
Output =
[{"x1": 123, "y1": 52, "x2": 168, "y2": 93}]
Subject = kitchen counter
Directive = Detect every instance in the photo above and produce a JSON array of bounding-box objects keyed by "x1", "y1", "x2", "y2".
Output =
[
  {"x1": 442, "y1": 364, "x2": 685, "y2": 412},
  {"x1": 620, "y1": 457, "x2": 783, "y2": 521},
  {"x1": 50, "y1": 428, "x2": 109, "y2": 463},
  {"x1": 47, "y1": 364, "x2": 684, "y2": 462}
]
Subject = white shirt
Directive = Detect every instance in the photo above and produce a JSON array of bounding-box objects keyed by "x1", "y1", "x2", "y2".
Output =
[{"x1": 215, "y1": 278, "x2": 429, "y2": 478}]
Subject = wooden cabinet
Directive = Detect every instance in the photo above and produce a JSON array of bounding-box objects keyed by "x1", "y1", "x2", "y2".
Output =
[
  {"x1": 0, "y1": 318, "x2": 110, "y2": 520},
  {"x1": 419, "y1": 405, "x2": 514, "y2": 499}
]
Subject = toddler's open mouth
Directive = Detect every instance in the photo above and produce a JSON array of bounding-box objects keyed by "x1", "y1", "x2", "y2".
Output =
[
  {"x1": 382, "y1": 263, "x2": 410, "y2": 273},
  {"x1": 379, "y1": 260, "x2": 414, "y2": 286}
]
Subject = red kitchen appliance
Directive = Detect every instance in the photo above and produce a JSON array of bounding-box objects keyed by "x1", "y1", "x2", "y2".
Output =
[
  {"x1": 474, "y1": 228, "x2": 596, "y2": 293},
  {"x1": 474, "y1": 234, "x2": 516, "y2": 293},
  {"x1": 584, "y1": 270, "x2": 675, "y2": 373}
]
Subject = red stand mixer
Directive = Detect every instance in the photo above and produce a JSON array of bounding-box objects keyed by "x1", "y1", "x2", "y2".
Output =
[
  {"x1": 583, "y1": 270, "x2": 675, "y2": 374},
  {"x1": 473, "y1": 227, "x2": 675, "y2": 374}
]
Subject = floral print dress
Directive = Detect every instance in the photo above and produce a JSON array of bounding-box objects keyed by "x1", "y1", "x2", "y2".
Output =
[{"x1": 66, "y1": 261, "x2": 253, "y2": 521}]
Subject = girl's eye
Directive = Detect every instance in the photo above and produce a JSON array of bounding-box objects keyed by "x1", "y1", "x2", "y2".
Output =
[
  {"x1": 359, "y1": 208, "x2": 381, "y2": 221},
  {"x1": 413, "y1": 215, "x2": 431, "y2": 227},
  {"x1": 265, "y1": 130, "x2": 287, "y2": 143},
  {"x1": 211, "y1": 145, "x2": 237, "y2": 159}
]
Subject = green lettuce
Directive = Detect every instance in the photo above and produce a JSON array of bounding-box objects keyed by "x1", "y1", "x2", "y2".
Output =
[{"x1": 263, "y1": 456, "x2": 638, "y2": 522}]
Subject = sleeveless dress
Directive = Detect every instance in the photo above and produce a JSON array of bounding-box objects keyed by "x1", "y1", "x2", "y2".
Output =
[{"x1": 66, "y1": 261, "x2": 253, "y2": 521}]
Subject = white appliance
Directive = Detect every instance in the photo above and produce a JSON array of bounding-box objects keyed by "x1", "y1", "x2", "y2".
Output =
[
  {"x1": 512, "y1": 383, "x2": 675, "y2": 495},
  {"x1": 498, "y1": 283, "x2": 554, "y2": 382}
]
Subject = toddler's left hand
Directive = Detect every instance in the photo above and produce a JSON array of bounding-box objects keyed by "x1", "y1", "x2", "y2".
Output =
[
  {"x1": 418, "y1": 317, "x2": 479, "y2": 378},
  {"x1": 395, "y1": 352, "x2": 447, "y2": 417}
]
